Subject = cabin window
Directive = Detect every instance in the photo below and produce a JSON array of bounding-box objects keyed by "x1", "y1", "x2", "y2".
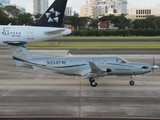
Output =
[{"x1": 78, "y1": 61, "x2": 81, "y2": 65}]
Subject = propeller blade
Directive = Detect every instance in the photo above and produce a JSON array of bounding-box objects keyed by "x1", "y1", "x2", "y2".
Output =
[{"x1": 153, "y1": 56, "x2": 155, "y2": 66}]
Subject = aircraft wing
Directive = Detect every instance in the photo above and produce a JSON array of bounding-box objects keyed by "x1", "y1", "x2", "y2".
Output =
[
  {"x1": 45, "y1": 29, "x2": 66, "y2": 35},
  {"x1": 85, "y1": 62, "x2": 107, "y2": 78}
]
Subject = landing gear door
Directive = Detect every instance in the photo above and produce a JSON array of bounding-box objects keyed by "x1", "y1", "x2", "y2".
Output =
[{"x1": 27, "y1": 28, "x2": 34, "y2": 40}]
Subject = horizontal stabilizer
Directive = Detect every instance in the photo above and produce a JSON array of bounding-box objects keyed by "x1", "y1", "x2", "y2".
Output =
[{"x1": 45, "y1": 29, "x2": 66, "y2": 35}]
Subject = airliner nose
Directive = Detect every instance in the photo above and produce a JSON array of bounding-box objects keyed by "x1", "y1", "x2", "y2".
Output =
[{"x1": 152, "y1": 65, "x2": 159, "y2": 69}]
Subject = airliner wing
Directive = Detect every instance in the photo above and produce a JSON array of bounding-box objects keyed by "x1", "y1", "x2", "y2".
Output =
[{"x1": 45, "y1": 29, "x2": 66, "y2": 35}]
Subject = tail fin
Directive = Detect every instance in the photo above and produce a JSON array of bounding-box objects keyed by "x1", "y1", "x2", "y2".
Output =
[
  {"x1": 6, "y1": 42, "x2": 32, "y2": 67},
  {"x1": 32, "y1": 0, "x2": 68, "y2": 27}
]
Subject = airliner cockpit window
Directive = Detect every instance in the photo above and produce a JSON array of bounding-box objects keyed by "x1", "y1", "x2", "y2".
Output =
[{"x1": 116, "y1": 58, "x2": 127, "y2": 63}]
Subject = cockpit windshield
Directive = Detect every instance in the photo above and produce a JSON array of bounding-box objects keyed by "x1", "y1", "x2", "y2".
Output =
[{"x1": 116, "y1": 57, "x2": 128, "y2": 63}]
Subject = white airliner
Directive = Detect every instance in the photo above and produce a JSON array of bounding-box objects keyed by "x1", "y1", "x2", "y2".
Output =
[
  {"x1": 5, "y1": 42, "x2": 159, "y2": 87},
  {"x1": 0, "y1": 0, "x2": 71, "y2": 46}
]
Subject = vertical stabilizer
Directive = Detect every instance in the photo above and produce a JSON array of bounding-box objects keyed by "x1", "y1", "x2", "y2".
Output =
[
  {"x1": 33, "y1": 0, "x2": 68, "y2": 27},
  {"x1": 7, "y1": 42, "x2": 32, "y2": 66}
]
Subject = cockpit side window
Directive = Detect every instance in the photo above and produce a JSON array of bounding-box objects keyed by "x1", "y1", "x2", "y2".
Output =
[{"x1": 116, "y1": 58, "x2": 127, "y2": 63}]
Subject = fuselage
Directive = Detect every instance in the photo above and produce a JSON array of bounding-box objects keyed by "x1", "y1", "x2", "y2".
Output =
[
  {"x1": 28, "y1": 56, "x2": 154, "y2": 77},
  {"x1": 0, "y1": 25, "x2": 71, "y2": 45}
]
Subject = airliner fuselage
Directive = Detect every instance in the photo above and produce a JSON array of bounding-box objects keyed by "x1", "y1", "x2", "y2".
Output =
[{"x1": 0, "y1": 25, "x2": 71, "y2": 45}]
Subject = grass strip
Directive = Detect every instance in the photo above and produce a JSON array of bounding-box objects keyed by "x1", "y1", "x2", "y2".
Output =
[
  {"x1": 59, "y1": 36, "x2": 160, "y2": 39},
  {"x1": 25, "y1": 42, "x2": 160, "y2": 49}
]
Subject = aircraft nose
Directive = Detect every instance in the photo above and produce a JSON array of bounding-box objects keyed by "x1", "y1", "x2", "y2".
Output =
[{"x1": 152, "y1": 65, "x2": 159, "y2": 69}]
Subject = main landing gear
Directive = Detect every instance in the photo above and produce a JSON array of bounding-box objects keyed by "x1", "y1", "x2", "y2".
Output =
[
  {"x1": 129, "y1": 80, "x2": 134, "y2": 86},
  {"x1": 129, "y1": 76, "x2": 135, "y2": 86},
  {"x1": 89, "y1": 78, "x2": 97, "y2": 87}
]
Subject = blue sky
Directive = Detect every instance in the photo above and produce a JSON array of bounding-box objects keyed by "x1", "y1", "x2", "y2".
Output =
[{"x1": 10, "y1": 0, "x2": 160, "y2": 14}]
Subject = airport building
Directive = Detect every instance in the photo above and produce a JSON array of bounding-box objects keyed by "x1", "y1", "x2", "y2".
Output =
[
  {"x1": 33, "y1": 0, "x2": 49, "y2": 14},
  {"x1": 80, "y1": 0, "x2": 128, "y2": 19},
  {"x1": 127, "y1": 4, "x2": 160, "y2": 20},
  {"x1": 65, "y1": 7, "x2": 73, "y2": 16},
  {"x1": 0, "y1": 0, "x2": 10, "y2": 5}
]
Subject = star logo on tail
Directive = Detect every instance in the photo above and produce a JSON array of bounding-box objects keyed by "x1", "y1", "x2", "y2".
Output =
[{"x1": 45, "y1": 8, "x2": 61, "y2": 23}]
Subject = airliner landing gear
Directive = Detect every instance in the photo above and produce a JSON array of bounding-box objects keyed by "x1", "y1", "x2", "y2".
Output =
[{"x1": 89, "y1": 78, "x2": 98, "y2": 87}]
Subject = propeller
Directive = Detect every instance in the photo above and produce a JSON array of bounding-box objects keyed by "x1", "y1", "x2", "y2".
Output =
[
  {"x1": 152, "y1": 56, "x2": 159, "y2": 76},
  {"x1": 152, "y1": 56, "x2": 155, "y2": 76}
]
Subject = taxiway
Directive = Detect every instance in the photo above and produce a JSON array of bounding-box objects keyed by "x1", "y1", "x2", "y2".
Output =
[{"x1": 0, "y1": 50, "x2": 160, "y2": 119}]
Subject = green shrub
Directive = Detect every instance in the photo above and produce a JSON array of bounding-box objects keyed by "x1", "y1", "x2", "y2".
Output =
[{"x1": 71, "y1": 29, "x2": 160, "y2": 36}]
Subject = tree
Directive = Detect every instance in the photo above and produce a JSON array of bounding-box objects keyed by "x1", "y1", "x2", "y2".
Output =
[
  {"x1": 0, "y1": 7, "x2": 10, "y2": 24},
  {"x1": 89, "y1": 18, "x2": 99, "y2": 29},
  {"x1": 145, "y1": 15, "x2": 157, "y2": 29},
  {"x1": 78, "y1": 17, "x2": 92, "y2": 30},
  {"x1": 63, "y1": 12, "x2": 79, "y2": 30},
  {"x1": 99, "y1": 14, "x2": 131, "y2": 29},
  {"x1": 17, "y1": 13, "x2": 34, "y2": 25},
  {"x1": 34, "y1": 13, "x2": 42, "y2": 22},
  {"x1": 114, "y1": 14, "x2": 131, "y2": 29},
  {"x1": 132, "y1": 19, "x2": 147, "y2": 29},
  {"x1": 4, "y1": 5, "x2": 20, "y2": 19},
  {"x1": 153, "y1": 17, "x2": 160, "y2": 29}
]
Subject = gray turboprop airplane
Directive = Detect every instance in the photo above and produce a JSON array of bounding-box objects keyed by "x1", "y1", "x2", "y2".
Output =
[{"x1": 6, "y1": 42, "x2": 159, "y2": 87}]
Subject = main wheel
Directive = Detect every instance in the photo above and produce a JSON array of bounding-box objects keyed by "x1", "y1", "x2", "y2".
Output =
[
  {"x1": 89, "y1": 78, "x2": 94, "y2": 83},
  {"x1": 129, "y1": 81, "x2": 134, "y2": 86},
  {"x1": 90, "y1": 81, "x2": 98, "y2": 87}
]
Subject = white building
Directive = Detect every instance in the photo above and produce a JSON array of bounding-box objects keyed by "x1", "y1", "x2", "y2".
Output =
[
  {"x1": 80, "y1": 1, "x2": 92, "y2": 17},
  {"x1": 33, "y1": 0, "x2": 49, "y2": 14},
  {"x1": 80, "y1": 0, "x2": 128, "y2": 18},
  {"x1": 127, "y1": 4, "x2": 160, "y2": 20},
  {"x1": 65, "y1": 7, "x2": 73, "y2": 16}
]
